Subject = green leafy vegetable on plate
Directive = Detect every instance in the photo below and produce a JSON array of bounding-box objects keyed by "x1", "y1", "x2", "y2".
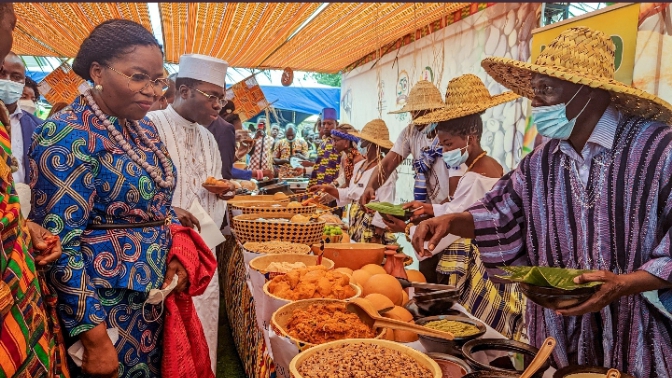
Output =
[
  {"x1": 365, "y1": 202, "x2": 406, "y2": 216},
  {"x1": 495, "y1": 266, "x2": 603, "y2": 290}
]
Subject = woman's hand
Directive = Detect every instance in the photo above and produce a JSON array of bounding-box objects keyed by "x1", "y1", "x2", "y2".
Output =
[
  {"x1": 173, "y1": 207, "x2": 201, "y2": 232},
  {"x1": 80, "y1": 323, "x2": 119, "y2": 378},
  {"x1": 26, "y1": 220, "x2": 62, "y2": 267},
  {"x1": 163, "y1": 258, "x2": 189, "y2": 293},
  {"x1": 403, "y1": 201, "x2": 434, "y2": 222},
  {"x1": 381, "y1": 214, "x2": 406, "y2": 233},
  {"x1": 300, "y1": 160, "x2": 315, "y2": 168}
]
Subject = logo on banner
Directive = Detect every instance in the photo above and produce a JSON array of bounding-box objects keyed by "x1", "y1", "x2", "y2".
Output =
[
  {"x1": 341, "y1": 87, "x2": 353, "y2": 121},
  {"x1": 421, "y1": 66, "x2": 434, "y2": 83}
]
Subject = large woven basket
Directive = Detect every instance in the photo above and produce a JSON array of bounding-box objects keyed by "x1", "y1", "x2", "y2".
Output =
[
  {"x1": 228, "y1": 201, "x2": 316, "y2": 225},
  {"x1": 271, "y1": 299, "x2": 385, "y2": 352},
  {"x1": 232, "y1": 213, "x2": 325, "y2": 245},
  {"x1": 229, "y1": 195, "x2": 288, "y2": 203},
  {"x1": 289, "y1": 338, "x2": 442, "y2": 378}
]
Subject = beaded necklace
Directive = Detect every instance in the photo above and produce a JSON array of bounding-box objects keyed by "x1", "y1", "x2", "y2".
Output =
[{"x1": 84, "y1": 90, "x2": 175, "y2": 189}]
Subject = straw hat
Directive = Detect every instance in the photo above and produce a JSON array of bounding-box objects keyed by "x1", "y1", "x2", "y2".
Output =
[
  {"x1": 351, "y1": 119, "x2": 394, "y2": 149},
  {"x1": 481, "y1": 26, "x2": 672, "y2": 123},
  {"x1": 413, "y1": 74, "x2": 519, "y2": 124},
  {"x1": 388, "y1": 80, "x2": 445, "y2": 114}
]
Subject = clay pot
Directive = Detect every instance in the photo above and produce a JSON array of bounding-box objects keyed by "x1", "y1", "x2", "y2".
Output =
[{"x1": 314, "y1": 242, "x2": 386, "y2": 270}]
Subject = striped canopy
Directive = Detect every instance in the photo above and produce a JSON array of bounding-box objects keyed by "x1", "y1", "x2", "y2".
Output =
[{"x1": 13, "y1": 2, "x2": 470, "y2": 73}]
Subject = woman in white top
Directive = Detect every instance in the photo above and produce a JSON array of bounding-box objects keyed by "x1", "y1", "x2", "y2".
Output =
[
  {"x1": 382, "y1": 74, "x2": 525, "y2": 341},
  {"x1": 309, "y1": 119, "x2": 397, "y2": 245}
]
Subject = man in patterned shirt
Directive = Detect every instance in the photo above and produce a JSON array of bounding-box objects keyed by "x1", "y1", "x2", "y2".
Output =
[{"x1": 307, "y1": 108, "x2": 341, "y2": 187}]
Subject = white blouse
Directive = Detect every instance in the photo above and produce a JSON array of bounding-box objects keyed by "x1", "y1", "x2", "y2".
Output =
[
  {"x1": 335, "y1": 159, "x2": 398, "y2": 229},
  {"x1": 410, "y1": 171, "x2": 500, "y2": 261}
]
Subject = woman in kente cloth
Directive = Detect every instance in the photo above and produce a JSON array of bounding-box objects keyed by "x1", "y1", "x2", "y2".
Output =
[
  {"x1": 30, "y1": 20, "x2": 190, "y2": 378},
  {"x1": 414, "y1": 27, "x2": 672, "y2": 376},
  {"x1": 310, "y1": 120, "x2": 397, "y2": 245}
]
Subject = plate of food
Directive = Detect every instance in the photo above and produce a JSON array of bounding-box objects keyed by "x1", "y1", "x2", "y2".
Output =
[{"x1": 202, "y1": 176, "x2": 234, "y2": 194}]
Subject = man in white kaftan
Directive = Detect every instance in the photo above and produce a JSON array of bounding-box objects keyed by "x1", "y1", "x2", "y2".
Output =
[{"x1": 148, "y1": 54, "x2": 232, "y2": 373}]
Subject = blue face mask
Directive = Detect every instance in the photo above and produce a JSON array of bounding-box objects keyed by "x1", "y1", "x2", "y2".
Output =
[
  {"x1": 442, "y1": 138, "x2": 469, "y2": 168},
  {"x1": 358, "y1": 143, "x2": 368, "y2": 156},
  {"x1": 531, "y1": 86, "x2": 590, "y2": 140}
]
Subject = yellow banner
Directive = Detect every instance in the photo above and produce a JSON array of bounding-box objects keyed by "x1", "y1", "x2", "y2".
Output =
[{"x1": 531, "y1": 3, "x2": 640, "y2": 85}]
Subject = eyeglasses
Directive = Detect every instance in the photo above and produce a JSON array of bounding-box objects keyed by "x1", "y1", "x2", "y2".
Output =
[
  {"x1": 106, "y1": 65, "x2": 169, "y2": 95},
  {"x1": 195, "y1": 88, "x2": 228, "y2": 107}
]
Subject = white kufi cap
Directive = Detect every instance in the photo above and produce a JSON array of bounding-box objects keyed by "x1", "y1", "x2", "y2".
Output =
[{"x1": 177, "y1": 54, "x2": 228, "y2": 88}]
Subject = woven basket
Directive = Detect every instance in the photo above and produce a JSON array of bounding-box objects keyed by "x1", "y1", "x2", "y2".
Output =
[
  {"x1": 228, "y1": 201, "x2": 315, "y2": 225},
  {"x1": 229, "y1": 195, "x2": 289, "y2": 203},
  {"x1": 270, "y1": 299, "x2": 385, "y2": 352},
  {"x1": 289, "y1": 339, "x2": 442, "y2": 378},
  {"x1": 232, "y1": 213, "x2": 325, "y2": 245},
  {"x1": 243, "y1": 241, "x2": 311, "y2": 255}
]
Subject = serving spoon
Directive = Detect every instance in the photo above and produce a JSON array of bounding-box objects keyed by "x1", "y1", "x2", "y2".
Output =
[
  {"x1": 346, "y1": 298, "x2": 454, "y2": 340},
  {"x1": 519, "y1": 337, "x2": 556, "y2": 378}
]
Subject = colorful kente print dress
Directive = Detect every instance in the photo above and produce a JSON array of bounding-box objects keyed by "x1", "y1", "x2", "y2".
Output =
[
  {"x1": 308, "y1": 136, "x2": 340, "y2": 187},
  {"x1": 0, "y1": 105, "x2": 67, "y2": 377},
  {"x1": 29, "y1": 96, "x2": 177, "y2": 378},
  {"x1": 468, "y1": 113, "x2": 672, "y2": 377}
]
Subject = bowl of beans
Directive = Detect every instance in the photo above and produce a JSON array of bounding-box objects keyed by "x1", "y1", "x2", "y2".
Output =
[
  {"x1": 289, "y1": 339, "x2": 441, "y2": 378},
  {"x1": 415, "y1": 315, "x2": 487, "y2": 356}
]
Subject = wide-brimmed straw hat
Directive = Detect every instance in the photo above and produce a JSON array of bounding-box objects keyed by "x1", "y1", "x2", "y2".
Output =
[
  {"x1": 481, "y1": 26, "x2": 672, "y2": 123},
  {"x1": 413, "y1": 74, "x2": 519, "y2": 124},
  {"x1": 351, "y1": 119, "x2": 394, "y2": 149},
  {"x1": 388, "y1": 80, "x2": 445, "y2": 114}
]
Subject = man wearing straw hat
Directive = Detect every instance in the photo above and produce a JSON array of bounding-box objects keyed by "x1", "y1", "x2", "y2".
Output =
[
  {"x1": 148, "y1": 53, "x2": 233, "y2": 373},
  {"x1": 414, "y1": 27, "x2": 672, "y2": 375},
  {"x1": 360, "y1": 80, "x2": 462, "y2": 282}
]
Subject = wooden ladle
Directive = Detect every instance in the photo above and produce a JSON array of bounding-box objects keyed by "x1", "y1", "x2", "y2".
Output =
[
  {"x1": 519, "y1": 337, "x2": 556, "y2": 378},
  {"x1": 606, "y1": 368, "x2": 621, "y2": 378},
  {"x1": 346, "y1": 298, "x2": 454, "y2": 340}
]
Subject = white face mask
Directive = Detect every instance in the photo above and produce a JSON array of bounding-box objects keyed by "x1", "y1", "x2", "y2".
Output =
[
  {"x1": 142, "y1": 274, "x2": 179, "y2": 323},
  {"x1": 19, "y1": 99, "x2": 36, "y2": 114},
  {"x1": 0, "y1": 79, "x2": 25, "y2": 105}
]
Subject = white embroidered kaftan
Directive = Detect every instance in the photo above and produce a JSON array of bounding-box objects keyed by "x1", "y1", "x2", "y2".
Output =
[{"x1": 147, "y1": 105, "x2": 226, "y2": 372}]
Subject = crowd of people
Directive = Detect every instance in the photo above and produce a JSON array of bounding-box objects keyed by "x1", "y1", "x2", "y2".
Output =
[{"x1": 1, "y1": 1, "x2": 672, "y2": 377}]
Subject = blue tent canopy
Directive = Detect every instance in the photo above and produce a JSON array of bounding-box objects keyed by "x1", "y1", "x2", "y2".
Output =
[{"x1": 27, "y1": 70, "x2": 340, "y2": 118}]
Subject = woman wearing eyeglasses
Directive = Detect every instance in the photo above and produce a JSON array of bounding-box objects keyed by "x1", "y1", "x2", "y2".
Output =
[{"x1": 29, "y1": 20, "x2": 185, "y2": 378}]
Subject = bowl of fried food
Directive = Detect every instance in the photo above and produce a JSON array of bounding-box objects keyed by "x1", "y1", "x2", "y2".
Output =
[
  {"x1": 263, "y1": 265, "x2": 360, "y2": 302},
  {"x1": 202, "y1": 176, "x2": 233, "y2": 194},
  {"x1": 271, "y1": 299, "x2": 385, "y2": 351}
]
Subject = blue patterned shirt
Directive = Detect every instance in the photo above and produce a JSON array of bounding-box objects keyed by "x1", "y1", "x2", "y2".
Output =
[{"x1": 29, "y1": 96, "x2": 177, "y2": 336}]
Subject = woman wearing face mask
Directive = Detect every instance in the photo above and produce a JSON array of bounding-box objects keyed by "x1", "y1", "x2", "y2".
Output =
[
  {"x1": 29, "y1": 20, "x2": 189, "y2": 378},
  {"x1": 309, "y1": 120, "x2": 397, "y2": 244},
  {"x1": 383, "y1": 74, "x2": 525, "y2": 341},
  {"x1": 328, "y1": 124, "x2": 364, "y2": 187}
]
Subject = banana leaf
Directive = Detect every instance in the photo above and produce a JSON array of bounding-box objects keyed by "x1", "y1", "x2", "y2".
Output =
[
  {"x1": 495, "y1": 266, "x2": 603, "y2": 290},
  {"x1": 365, "y1": 202, "x2": 406, "y2": 216}
]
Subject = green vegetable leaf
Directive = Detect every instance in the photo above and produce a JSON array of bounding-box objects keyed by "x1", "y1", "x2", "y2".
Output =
[
  {"x1": 495, "y1": 266, "x2": 603, "y2": 290},
  {"x1": 365, "y1": 202, "x2": 406, "y2": 216}
]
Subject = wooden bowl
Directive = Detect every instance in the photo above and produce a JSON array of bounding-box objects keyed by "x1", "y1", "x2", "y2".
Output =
[
  {"x1": 289, "y1": 339, "x2": 442, "y2": 378},
  {"x1": 233, "y1": 162, "x2": 247, "y2": 170},
  {"x1": 427, "y1": 353, "x2": 473, "y2": 376},
  {"x1": 461, "y1": 338, "x2": 551, "y2": 377},
  {"x1": 311, "y1": 242, "x2": 386, "y2": 270},
  {"x1": 519, "y1": 282, "x2": 598, "y2": 311}
]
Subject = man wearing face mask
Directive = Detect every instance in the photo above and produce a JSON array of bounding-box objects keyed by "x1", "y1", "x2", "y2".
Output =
[
  {"x1": 147, "y1": 54, "x2": 234, "y2": 372},
  {"x1": 414, "y1": 27, "x2": 672, "y2": 375},
  {"x1": 0, "y1": 52, "x2": 42, "y2": 186}
]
